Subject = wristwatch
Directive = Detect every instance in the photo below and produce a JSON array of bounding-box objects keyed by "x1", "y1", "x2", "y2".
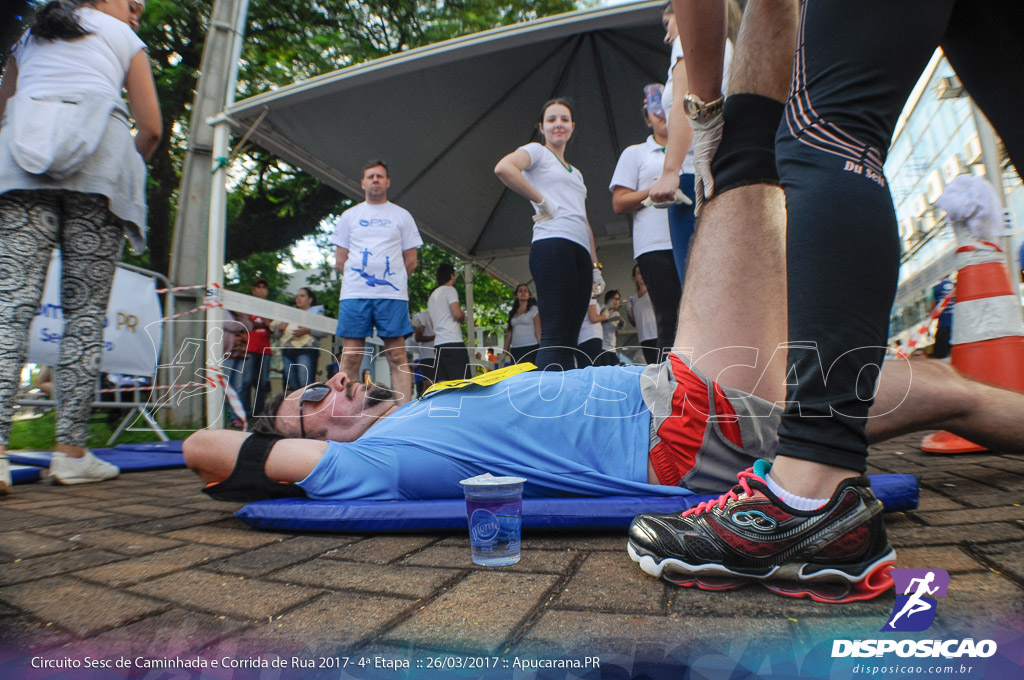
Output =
[{"x1": 682, "y1": 92, "x2": 725, "y2": 125}]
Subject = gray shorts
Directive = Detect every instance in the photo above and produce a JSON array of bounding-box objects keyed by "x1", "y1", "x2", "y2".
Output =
[{"x1": 640, "y1": 352, "x2": 781, "y2": 494}]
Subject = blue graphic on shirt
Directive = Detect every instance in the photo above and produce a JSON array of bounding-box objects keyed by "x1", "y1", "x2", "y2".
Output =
[{"x1": 351, "y1": 247, "x2": 400, "y2": 291}]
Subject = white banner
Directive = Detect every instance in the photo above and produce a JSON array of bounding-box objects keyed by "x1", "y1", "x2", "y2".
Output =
[{"x1": 28, "y1": 253, "x2": 162, "y2": 376}]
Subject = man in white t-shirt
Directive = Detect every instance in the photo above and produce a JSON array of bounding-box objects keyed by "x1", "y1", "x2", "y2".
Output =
[
  {"x1": 331, "y1": 160, "x2": 423, "y2": 405},
  {"x1": 426, "y1": 263, "x2": 469, "y2": 383}
]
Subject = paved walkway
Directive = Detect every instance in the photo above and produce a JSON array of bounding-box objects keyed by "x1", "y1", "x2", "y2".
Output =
[{"x1": 1, "y1": 433, "x2": 1023, "y2": 678}]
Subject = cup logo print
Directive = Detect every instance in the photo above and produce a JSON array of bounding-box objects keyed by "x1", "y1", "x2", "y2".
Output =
[
  {"x1": 883, "y1": 568, "x2": 949, "y2": 632},
  {"x1": 469, "y1": 509, "x2": 500, "y2": 542}
]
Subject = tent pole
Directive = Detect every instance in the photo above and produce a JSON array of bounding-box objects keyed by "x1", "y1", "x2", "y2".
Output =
[
  {"x1": 204, "y1": 118, "x2": 231, "y2": 430},
  {"x1": 464, "y1": 262, "x2": 475, "y2": 349}
]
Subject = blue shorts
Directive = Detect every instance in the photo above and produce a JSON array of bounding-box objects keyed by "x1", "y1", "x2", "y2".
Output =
[{"x1": 337, "y1": 298, "x2": 414, "y2": 339}]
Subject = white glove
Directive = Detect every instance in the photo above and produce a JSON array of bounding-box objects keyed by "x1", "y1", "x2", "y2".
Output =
[
  {"x1": 690, "y1": 111, "x2": 725, "y2": 217},
  {"x1": 642, "y1": 188, "x2": 693, "y2": 209},
  {"x1": 531, "y1": 196, "x2": 556, "y2": 223},
  {"x1": 592, "y1": 267, "x2": 605, "y2": 297}
]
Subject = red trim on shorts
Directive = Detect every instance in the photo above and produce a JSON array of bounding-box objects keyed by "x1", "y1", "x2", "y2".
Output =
[{"x1": 649, "y1": 354, "x2": 744, "y2": 486}]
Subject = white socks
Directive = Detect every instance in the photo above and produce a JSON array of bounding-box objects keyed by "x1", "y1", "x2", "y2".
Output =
[{"x1": 764, "y1": 472, "x2": 829, "y2": 511}]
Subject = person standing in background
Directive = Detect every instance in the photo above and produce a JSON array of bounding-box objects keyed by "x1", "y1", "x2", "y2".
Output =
[
  {"x1": 0, "y1": 0, "x2": 161, "y2": 490},
  {"x1": 627, "y1": 266, "x2": 659, "y2": 364},
  {"x1": 495, "y1": 99, "x2": 604, "y2": 371},
  {"x1": 272, "y1": 287, "x2": 328, "y2": 391},
  {"x1": 503, "y1": 283, "x2": 541, "y2": 364},
  {"x1": 331, "y1": 160, "x2": 422, "y2": 405},
  {"x1": 428, "y1": 263, "x2": 470, "y2": 383}
]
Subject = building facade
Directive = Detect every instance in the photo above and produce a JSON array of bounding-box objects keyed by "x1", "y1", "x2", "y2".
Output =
[{"x1": 886, "y1": 52, "x2": 1023, "y2": 345}]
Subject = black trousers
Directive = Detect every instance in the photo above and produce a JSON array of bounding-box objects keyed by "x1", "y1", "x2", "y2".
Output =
[{"x1": 774, "y1": 0, "x2": 1024, "y2": 472}]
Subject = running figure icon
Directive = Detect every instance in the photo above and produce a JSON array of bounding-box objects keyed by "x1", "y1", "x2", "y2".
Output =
[{"x1": 886, "y1": 571, "x2": 941, "y2": 630}]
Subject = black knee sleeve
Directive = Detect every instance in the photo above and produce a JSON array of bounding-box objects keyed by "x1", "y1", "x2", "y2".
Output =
[{"x1": 710, "y1": 93, "x2": 785, "y2": 195}]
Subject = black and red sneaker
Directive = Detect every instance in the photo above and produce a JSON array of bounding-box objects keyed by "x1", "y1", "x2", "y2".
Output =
[{"x1": 627, "y1": 460, "x2": 895, "y2": 603}]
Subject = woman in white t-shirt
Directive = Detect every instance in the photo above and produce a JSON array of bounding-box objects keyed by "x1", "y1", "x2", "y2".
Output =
[
  {"x1": 503, "y1": 283, "x2": 541, "y2": 365},
  {"x1": 494, "y1": 98, "x2": 603, "y2": 371},
  {"x1": 0, "y1": 0, "x2": 161, "y2": 490}
]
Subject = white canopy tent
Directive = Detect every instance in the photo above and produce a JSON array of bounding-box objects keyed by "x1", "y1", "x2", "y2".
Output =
[{"x1": 212, "y1": 1, "x2": 669, "y2": 287}]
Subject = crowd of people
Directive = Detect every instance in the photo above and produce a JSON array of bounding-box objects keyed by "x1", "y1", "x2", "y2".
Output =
[{"x1": 3, "y1": 0, "x2": 1023, "y2": 611}]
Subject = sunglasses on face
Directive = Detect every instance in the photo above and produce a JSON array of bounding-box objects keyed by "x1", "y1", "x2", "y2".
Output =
[{"x1": 297, "y1": 382, "x2": 331, "y2": 439}]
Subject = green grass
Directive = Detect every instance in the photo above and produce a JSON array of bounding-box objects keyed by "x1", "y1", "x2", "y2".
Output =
[{"x1": 9, "y1": 410, "x2": 198, "y2": 450}]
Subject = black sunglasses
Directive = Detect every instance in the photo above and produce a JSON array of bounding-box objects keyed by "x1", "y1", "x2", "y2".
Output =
[{"x1": 297, "y1": 382, "x2": 331, "y2": 439}]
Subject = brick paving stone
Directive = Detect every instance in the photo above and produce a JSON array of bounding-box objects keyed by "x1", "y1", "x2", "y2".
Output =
[
  {"x1": 888, "y1": 521, "x2": 1024, "y2": 546},
  {"x1": 382, "y1": 571, "x2": 559, "y2": 654},
  {"x1": 161, "y1": 525, "x2": 286, "y2": 549},
  {"x1": 0, "y1": 507, "x2": 63, "y2": 531},
  {"x1": 105, "y1": 504, "x2": 197, "y2": 518},
  {"x1": 557, "y1": 553, "x2": 665, "y2": 614},
  {"x1": 75, "y1": 545, "x2": 238, "y2": 587},
  {"x1": 69, "y1": 529, "x2": 186, "y2": 556},
  {"x1": 517, "y1": 611, "x2": 792, "y2": 659},
  {"x1": 272, "y1": 558, "x2": 458, "y2": 599},
  {"x1": 207, "y1": 536, "x2": 356, "y2": 577},
  {"x1": 916, "y1": 489, "x2": 966, "y2": 511},
  {"x1": 213, "y1": 592, "x2": 416, "y2": 656},
  {"x1": 980, "y1": 458, "x2": 1024, "y2": 475},
  {"x1": 58, "y1": 609, "x2": 244, "y2": 660},
  {"x1": 1, "y1": 498, "x2": 75, "y2": 511},
  {"x1": 0, "y1": 606, "x2": 74, "y2": 654},
  {"x1": 0, "y1": 531, "x2": 76, "y2": 559},
  {"x1": 0, "y1": 549, "x2": 124, "y2": 586},
  {"x1": 517, "y1": 532, "x2": 628, "y2": 552},
  {"x1": 118, "y1": 510, "x2": 226, "y2": 534},
  {"x1": 895, "y1": 546, "x2": 986, "y2": 572},
  {"x1": 0, "y1": 576, "x2": 167, "y2": 638},
  {"x1": 667, "y1": 583, "x2": 894, "y2": 619},
  {"x1": 971, "y1": 540, "x2": 1024, "y2": 586},
  {"x1": 179, "y1": 499, "x2": 248, "y2": 512},
  {"x1": 399, "y1": 545, "x2": 578, "y2": 574},
  {"x1": 323, "y1": 536, "x2": 441, "y2": 564},
  {"x1": 128, "y1": 570, "x2": 322, "y2": 620},
  {"x1": 916, "y1": 505, "x2": 1024, "y2": 526},
  {"x1": 25, "y1": 515, "x2": 150, "y2": 537},
  {"x1": 434, "y1": 532, "x2": 628, "y2": 552},
  {"x1": 24, "y1": 505, "x2": 114, "y2": 521}
]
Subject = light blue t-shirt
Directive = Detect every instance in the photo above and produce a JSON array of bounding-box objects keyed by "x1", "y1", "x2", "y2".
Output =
[{"x1": 299, "y1": 365, "x2": 692, "y2": 501}]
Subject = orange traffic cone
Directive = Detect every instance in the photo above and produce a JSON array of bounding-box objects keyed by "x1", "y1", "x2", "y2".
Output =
[{"x1": 922, "y1": 240, "x2": 1024, "y2": 453}]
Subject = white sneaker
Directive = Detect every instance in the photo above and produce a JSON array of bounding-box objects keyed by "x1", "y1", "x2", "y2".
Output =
[
  {"x1": 50, "y1": 451, "x2": 120, "y2": 485},
  {"x1": 0, "y1": 455, "x2": 11, "y2": 495}
]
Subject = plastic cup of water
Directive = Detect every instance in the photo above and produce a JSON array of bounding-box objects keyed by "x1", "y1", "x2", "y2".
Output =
[{"x1": 459, "y1": 474, "x2": 526, "y2": 567}]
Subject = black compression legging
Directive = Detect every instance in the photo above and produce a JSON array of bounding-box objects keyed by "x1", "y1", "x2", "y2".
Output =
[{"x1": 775, "y1": 0, "x2": 1024, "y2": 472}]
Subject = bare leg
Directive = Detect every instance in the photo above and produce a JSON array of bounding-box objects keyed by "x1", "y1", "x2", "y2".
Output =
[
  {"x1": 340, "y1": 337, "x2": 366, "y2": 385},
  {"x1": 867, "y1": 358, "x2": 1024, "y2": 454},
  {"x1": 183, "y1": 430, "x2": 327, "y2": 485},
  {"x1": 381, "y1": 337, "x2": 412, "y2": 406},
  {"x1": 674, "y1": 0, "x2": 798, "y2": 404}
]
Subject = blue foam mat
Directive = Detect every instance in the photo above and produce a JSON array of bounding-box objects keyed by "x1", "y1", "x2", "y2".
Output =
[
  {"x1": 114, "y1": 441, "x2": 184, "y2": 453},
  {"x1": 236, "y1": 473, "x2": 918, "y2": 532},
  {"x1": 11, "y1": 464, "x2": 42, "y2": 485},
  {"x1": 7, "y1": 449, "x2": 185, "y2": 471}
]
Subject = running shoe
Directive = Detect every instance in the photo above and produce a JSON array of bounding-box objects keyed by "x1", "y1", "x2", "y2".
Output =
[
  {"x1": 627, "y1": 459, "x2": 895, "y2": 603},
  {"x1": 50, "y1": 451, "x2": 120, "y2": 485}
]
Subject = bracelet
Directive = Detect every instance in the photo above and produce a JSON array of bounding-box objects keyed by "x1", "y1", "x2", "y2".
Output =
[{"x1": 592, "y1": 262, "x2": 603, "y2": 270}]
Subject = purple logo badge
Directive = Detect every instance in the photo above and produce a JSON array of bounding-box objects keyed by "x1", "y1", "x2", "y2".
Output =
[{"x1": 882, "y1": 568, "x2": 949, "y2": 632}]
